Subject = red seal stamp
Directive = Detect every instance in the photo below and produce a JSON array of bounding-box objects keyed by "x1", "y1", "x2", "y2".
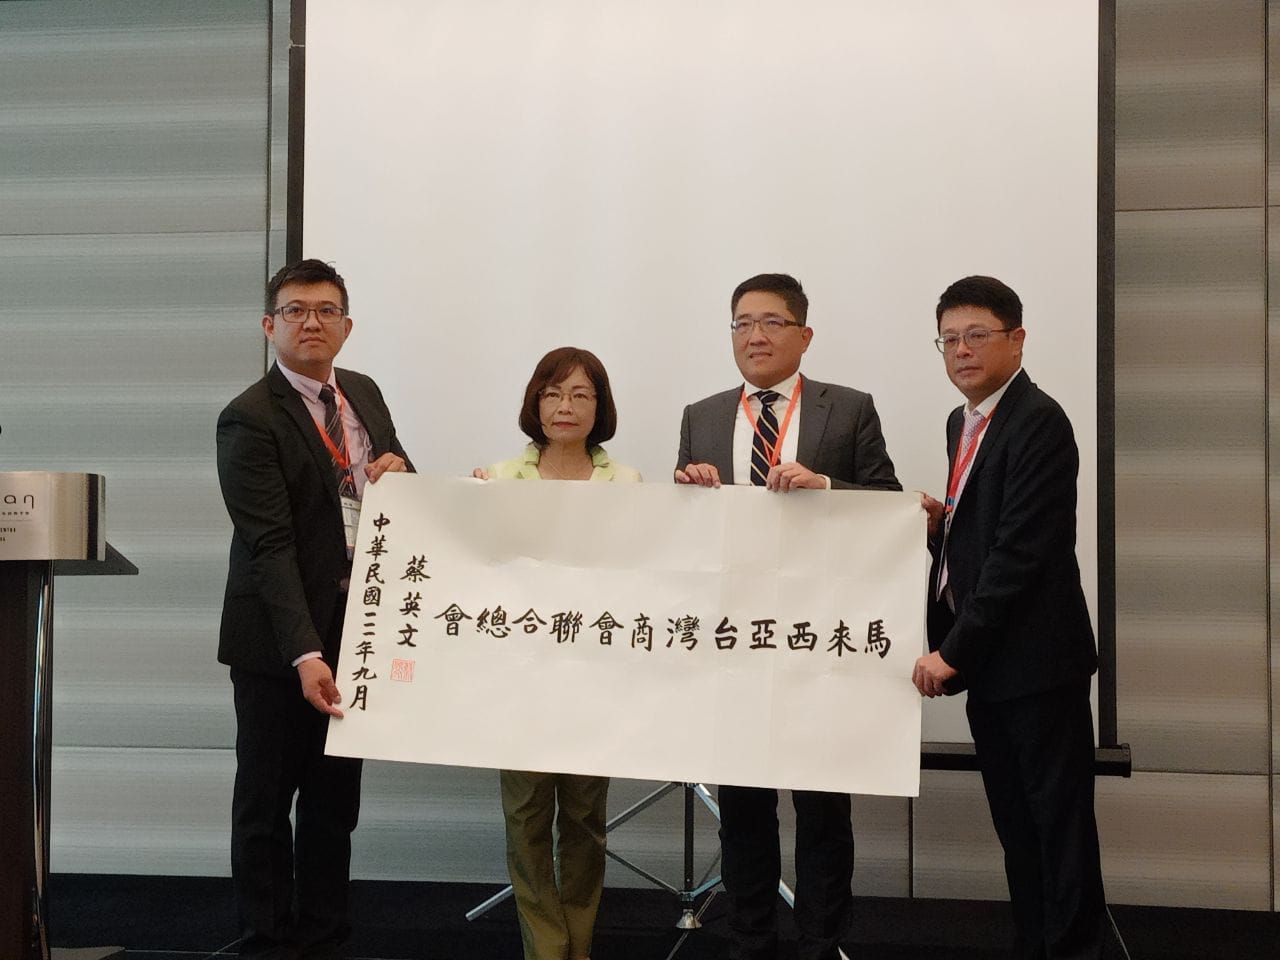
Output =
[{"x1": 390, "y1": 659, "x2": 415, "y2": 682}]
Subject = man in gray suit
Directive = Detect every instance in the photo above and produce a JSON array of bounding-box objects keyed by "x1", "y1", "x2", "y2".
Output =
[{"x1": 675, "y1": 273, "x2": 900, "y2": 960}]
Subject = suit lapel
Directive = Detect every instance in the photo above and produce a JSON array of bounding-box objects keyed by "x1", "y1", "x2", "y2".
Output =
[
  {"x1": 946, "y1": 406, "x2": 963, "y2": 478},
  {"x1": 712, "y1": 389, "x2": 740, "y2": 484},
  {"x1": 269, "y1": 363, "x2": 342, "y2": 508},
  {"x1": 795, "y1": 376, "x2": 829, "y2": 468},
  {"x1": 963, "y1": 369, "x2": 1030, "y2": 487}
]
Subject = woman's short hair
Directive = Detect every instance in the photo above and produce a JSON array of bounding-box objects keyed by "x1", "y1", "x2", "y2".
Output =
[{"x1": 518, "y1": 346, "x2": 618, "y2": 448}]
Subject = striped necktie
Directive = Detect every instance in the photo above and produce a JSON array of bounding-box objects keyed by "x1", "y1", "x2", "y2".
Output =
[
  {"x1": 750, "y1": 389, "x2": 782, "y2": 486},
  {"x1": 318, "y1": 384, "x2": 358, "y2": 500}
]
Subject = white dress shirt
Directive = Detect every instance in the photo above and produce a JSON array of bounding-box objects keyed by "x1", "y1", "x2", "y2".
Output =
[{"x1": 731, "y1": 372, "x2": 830, "y2": 488}]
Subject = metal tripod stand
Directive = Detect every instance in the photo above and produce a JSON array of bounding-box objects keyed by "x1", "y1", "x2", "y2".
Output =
[{"x1": 605, "y1": 781, "x2": 723, "y2": 953}]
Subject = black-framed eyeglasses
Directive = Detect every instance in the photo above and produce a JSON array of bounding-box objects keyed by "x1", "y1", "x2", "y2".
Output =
[
  {"x1": 730, "y1": 316, "x2": 803, "y2": 336},
  {"x1": 934, "y1": 327, "x2": 1014, "y2": 354},
  {"x1": 274, "y1": 303, "x2": 346, "y2": 324}
]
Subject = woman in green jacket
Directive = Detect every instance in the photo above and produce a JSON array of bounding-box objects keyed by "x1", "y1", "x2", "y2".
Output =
[{"x1": 473, "y1": 346, "x2": 640, "y2": 960}]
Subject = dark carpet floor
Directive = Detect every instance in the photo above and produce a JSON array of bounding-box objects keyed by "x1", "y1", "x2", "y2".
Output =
[{"x1": 47, "y1": 874, "x2": 1279, "y2": 960}]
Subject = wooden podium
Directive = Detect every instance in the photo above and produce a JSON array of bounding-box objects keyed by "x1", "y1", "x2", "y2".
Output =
[{"x1": 0, "y1": 472, "x2": 135, "y2": 960}]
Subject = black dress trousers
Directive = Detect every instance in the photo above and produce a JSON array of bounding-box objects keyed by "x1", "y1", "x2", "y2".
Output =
[
  {"x1": 230, "y1": 598, "x2": 362, "y2": 960},
  {"x1": 718, "y1": 784, "x2": 854, "y2": 960},
  {"x1": 966, "y1": 680, "x2": 1107, "y2": 960}
]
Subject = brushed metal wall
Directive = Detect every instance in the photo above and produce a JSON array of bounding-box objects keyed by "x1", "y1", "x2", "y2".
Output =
[
  {"x1": 1107, "y1": 0, "x2": 1273, "y2": 910},
  {"x1": 1117, "y1": 0, "x2": 1264, "y2": 209},
  {"x1": 7, "y1": 0, "x2": 1277, "y2": 916},
  {"x1": 0, "y1": 0, "x2": 266, "y2": 873},
  {"x1": 1270, "y1": 2, "x2": 1280, "y2": 917}
]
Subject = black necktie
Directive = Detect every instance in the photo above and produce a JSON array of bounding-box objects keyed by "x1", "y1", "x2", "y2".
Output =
[
  {"x1": 318, "y1": 384, "x2": 358, "y2": 499},
  {"x1": 750, "y1": 390, "x2": 782, "y2": 486}
]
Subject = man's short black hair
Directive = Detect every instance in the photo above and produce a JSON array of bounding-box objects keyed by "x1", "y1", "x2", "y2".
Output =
[
  {"x1": 266, "y1": 259, "x2": 350, "y2": 314},
  {"x1": 935, "y1": 275, "x2": 1022, "y2": 330},
  {"x1": 731, "y1": 273, "x2": 809, "y2": 326}
]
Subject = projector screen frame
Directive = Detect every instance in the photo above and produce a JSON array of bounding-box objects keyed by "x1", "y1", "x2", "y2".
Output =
[{"x1": 280, "y1": 0, "x2": 1128, "y2": 774}]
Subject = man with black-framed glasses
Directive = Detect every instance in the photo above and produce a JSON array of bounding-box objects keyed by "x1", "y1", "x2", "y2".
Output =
[
  {"x1": 216, "y1": 258, "x2": 413, "y2": 959},
  {"x1": 674, "y1": 272, "x2": 900, "y2": 960}
]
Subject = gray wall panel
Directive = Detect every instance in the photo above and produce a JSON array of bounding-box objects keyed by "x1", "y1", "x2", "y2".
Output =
[
  {"x1": 1268, "y1": 208, "x2": 1280, "y2": 779},
  {"x1": 847, "y1": 796, "x2": 910, "y2": 897},
  {"x1": 350, "y1": 764, "x2": 507, "y2": 883},
  {"x1": 3, "y1": 178, "x2": 268, "y2": 237},
  {"x1": 911, "y1": 771, "x2": 1005, "y2": 901},
  {"x1": 1116, "y1": 0, "x2": 1264, "y2": 210},
  {"x1": 1096, "y1": 772, "x2": 1272, "y2": 909},
  {"x1": 0, "y1": 2, "x2": 268, "y2": 237},
  {"x1": 53, "y1": 679, "x2": 234, "y2": 751},
  {"x1": 0, "y1": 0, "x2": 269, "y2": 874},
  {"x1": 0, "y1": 233, "x2": 266, "y2": 312},
  {"x1": 0, "y1": 229, "x2": 261, "y2": 750},
  {"x1": 1269, "y1": 1, "x2": 1280, "y2": 199},
  {"x1": 51, "y1": 746, "x2": 234, "y2": 876},
  {"x1": 268, "y1": 0, "x2": 290, "y2": 263},
  {"x1": 1114, "y1": 207, "x2": 1268, "y2": 774},
  {"x1": 1108, "y1": 609, "x2": 1267, "y2": 774},
  {"x1": 1114, "y1": 208, "x2": 1263, "y2": 370}
]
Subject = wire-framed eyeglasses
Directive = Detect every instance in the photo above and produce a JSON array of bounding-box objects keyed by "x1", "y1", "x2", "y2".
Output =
[{"x1": 934, "y1": 327, "x2": 1014, "y2": 354}]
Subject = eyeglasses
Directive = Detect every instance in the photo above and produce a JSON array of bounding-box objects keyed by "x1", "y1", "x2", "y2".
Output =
[
  {"x1": 730, "y1": 316, "x2": 803, "y2": 336},
  {"x1": 274, "y1": 303, "x2": 346, "y2": 324},
  {"x1": 934, "y1": 327, "x2": 1014, "y2": 354},
  {"x1": 539, "y1": 389, "x2": 597, "y2": 407}
]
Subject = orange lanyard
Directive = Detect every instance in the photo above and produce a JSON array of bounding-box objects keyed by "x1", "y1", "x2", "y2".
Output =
[
  {"x1": 314, "y1": 386, "x2": 353, "y2": 473},
  {"x1": 944, "y1": 407, "x2": 994, "y2": 512},
  {"x1": 740, "y1": 376, "x2": 803, "y2": 469}
]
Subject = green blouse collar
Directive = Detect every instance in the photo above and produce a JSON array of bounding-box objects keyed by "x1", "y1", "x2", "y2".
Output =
[{"x1": 523, "y1": 442, "x2": 611, "y2": 469}]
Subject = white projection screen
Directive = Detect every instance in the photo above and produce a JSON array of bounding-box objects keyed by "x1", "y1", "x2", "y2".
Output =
[{"x1": 300, "y1": 0, "x2": 1102, "y2": 746}]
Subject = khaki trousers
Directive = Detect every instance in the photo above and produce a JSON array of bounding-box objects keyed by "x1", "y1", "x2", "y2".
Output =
[{"x1": 500, "y1": 769, "x2": 608, "y2": 960}]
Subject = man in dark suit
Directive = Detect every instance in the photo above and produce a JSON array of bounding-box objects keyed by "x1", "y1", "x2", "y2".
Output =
[
  {"x1": 914, "y1": 275, "x2": 1106, "y2": 960},
  {"x1": 217, "y1": 259, "x2": 412, "y2": 960},
  {"x1": 675, "y1": 273, "x2": 900, "y2": 960}
]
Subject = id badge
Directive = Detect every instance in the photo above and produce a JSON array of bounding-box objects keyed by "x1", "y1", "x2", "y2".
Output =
[{"x1": 341, "y1": 495, "x2": 361, "y2": 554}]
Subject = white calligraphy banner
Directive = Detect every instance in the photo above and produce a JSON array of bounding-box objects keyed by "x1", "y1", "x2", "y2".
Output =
[{"x1": 328, "y1": 474, "x2": 927, "y2": 797}]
